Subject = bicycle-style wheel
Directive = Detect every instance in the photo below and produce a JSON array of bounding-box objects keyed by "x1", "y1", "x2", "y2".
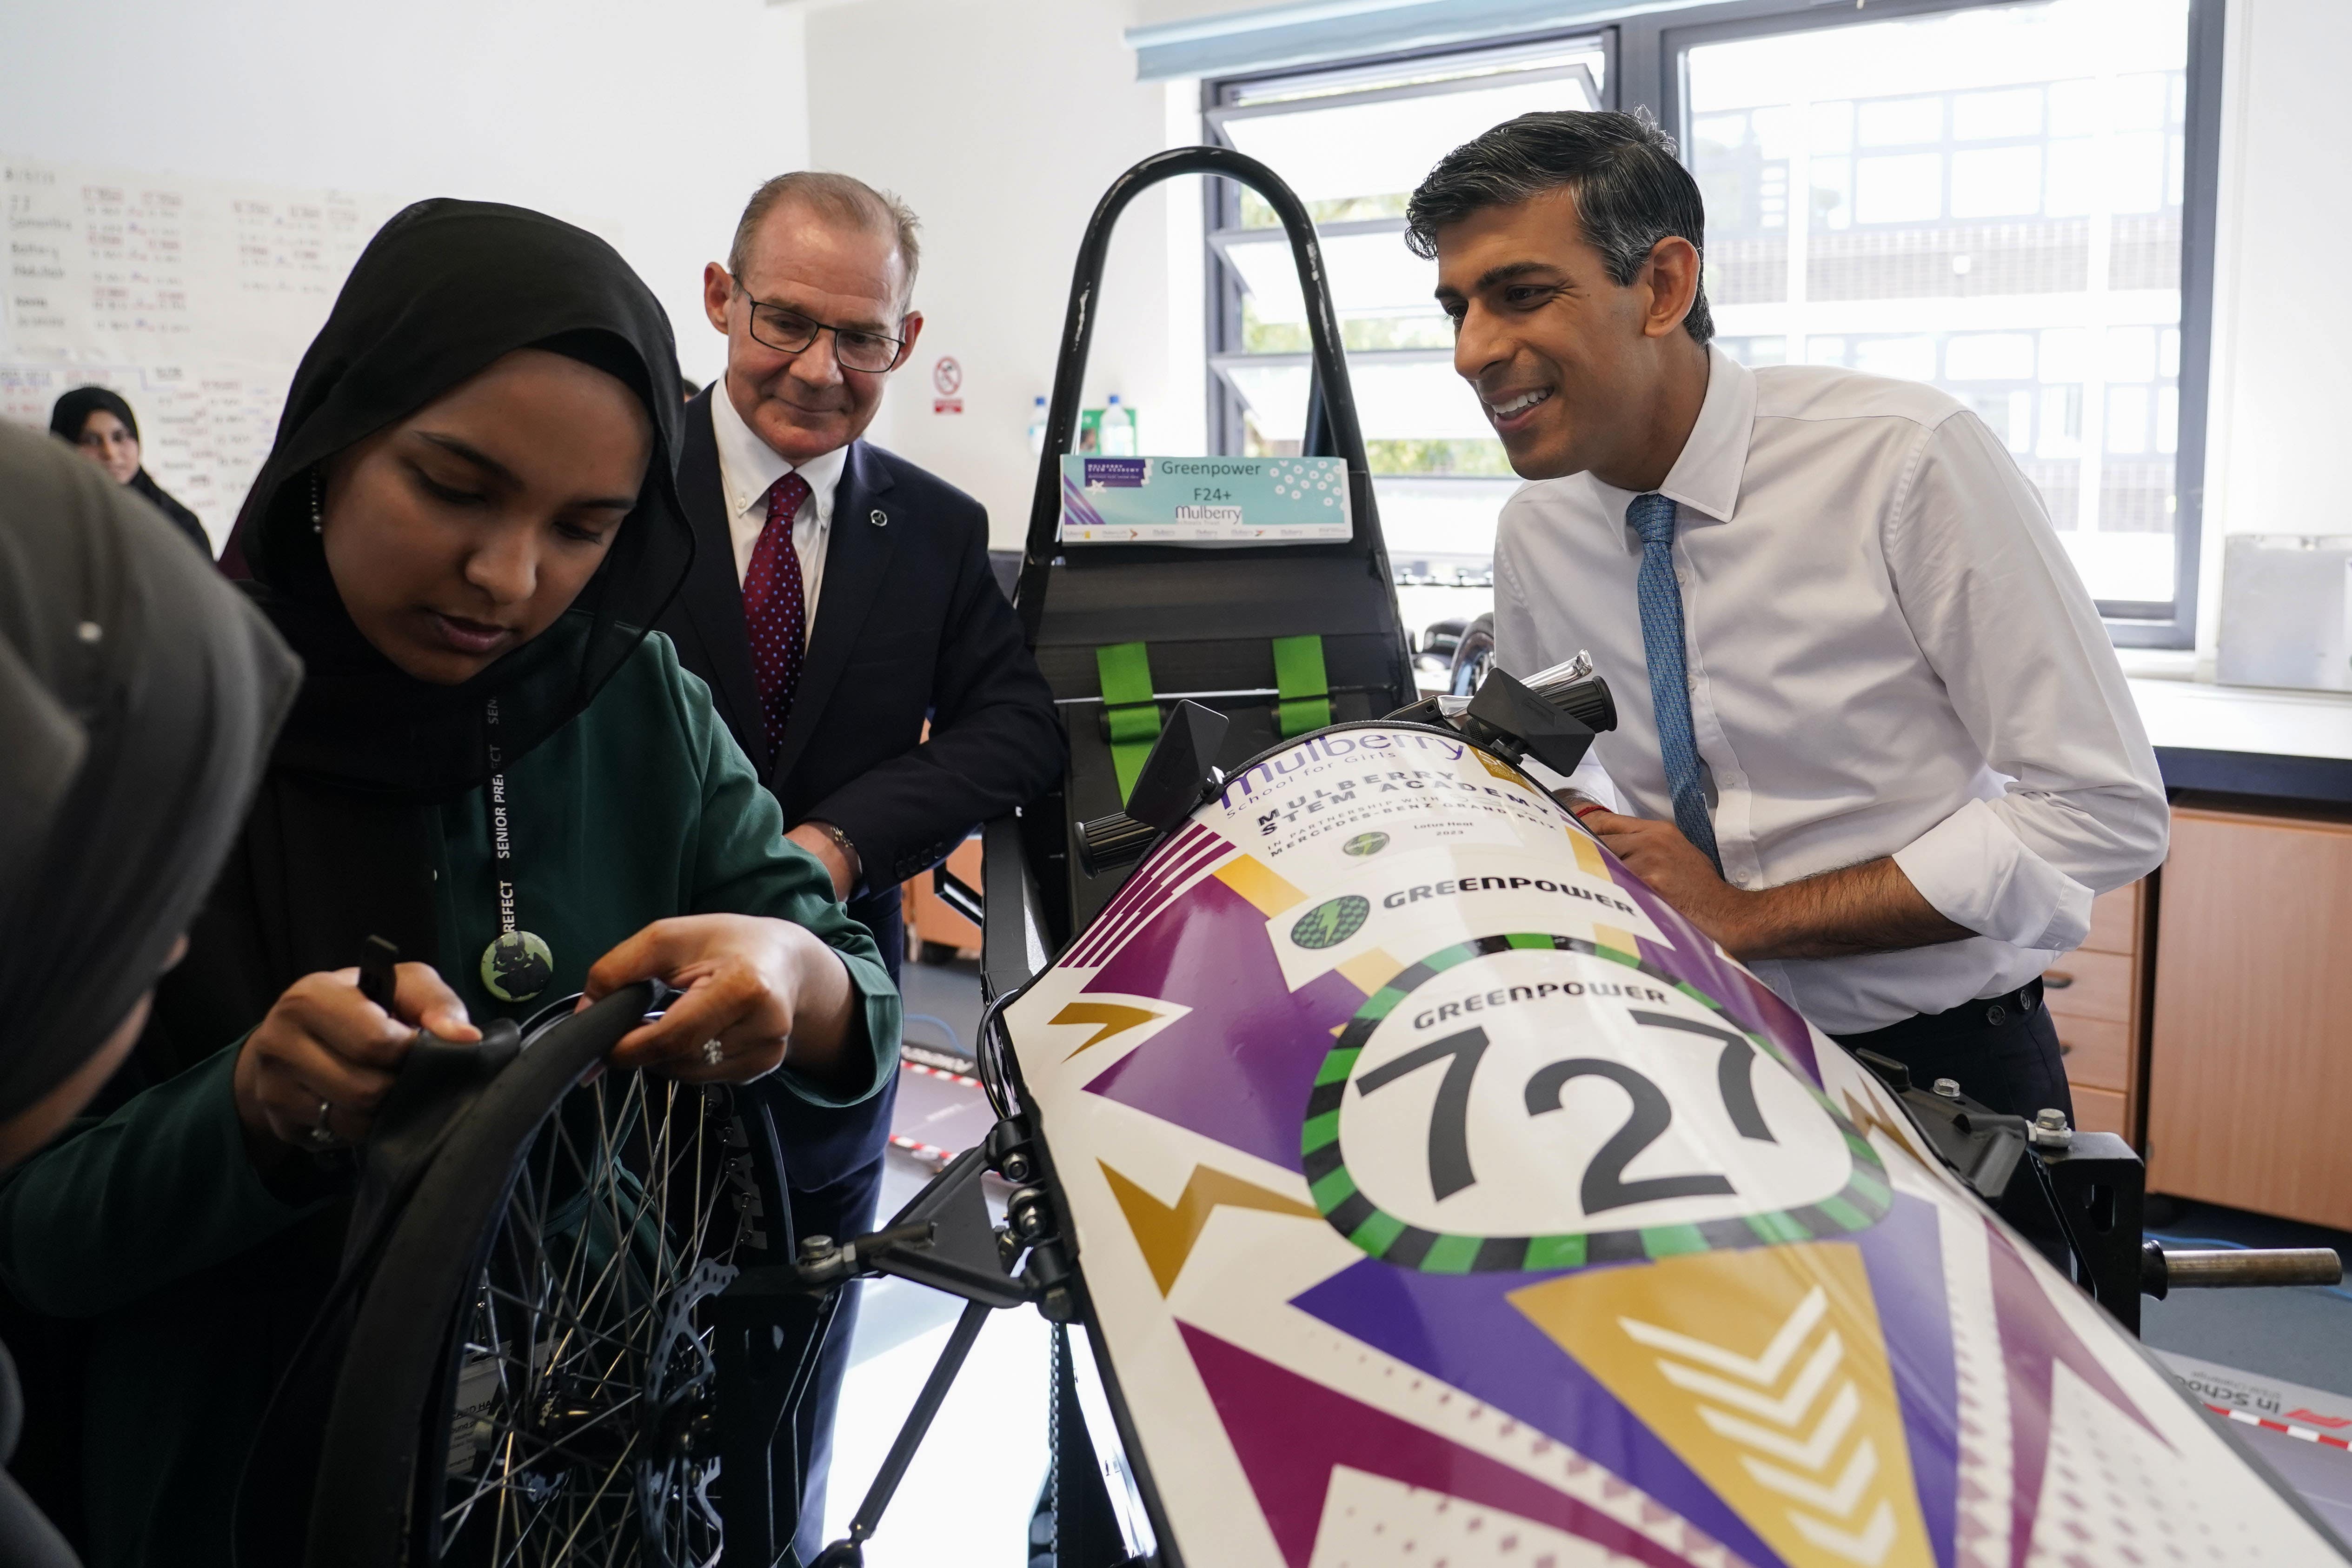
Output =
[{"x1": 305, "y1": 986, "x2": 793, "y2": 1567}]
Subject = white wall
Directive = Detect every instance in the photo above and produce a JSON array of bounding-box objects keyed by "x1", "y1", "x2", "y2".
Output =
[
  {"x1": 2193, "y1": 0, "x2": 2352, "y2": 664},
  {"x1": 0, "y1": 0, "x2": 813, "y2": 382},
  {"x1": 0, "y1": 0, "x2": 1234, "y2": 548},
  {"x1": 804, "y1": 0, "x2": 1213, "y2": 548}
]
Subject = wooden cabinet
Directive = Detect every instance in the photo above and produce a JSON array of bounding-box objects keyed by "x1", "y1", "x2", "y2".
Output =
[
  {"x1": 2071, "y1": 1086, "x2": 2132, "y2": 1140},
  {"x1": 2144, "y1": 805, "x2": 2352, "y2": 1231},
  {"x1": 2045, "y1": 881, "x2": 2148, "y2": 1142},
  {"x1": 904, "y1": 836, "x2": 984, "y2": 961}
]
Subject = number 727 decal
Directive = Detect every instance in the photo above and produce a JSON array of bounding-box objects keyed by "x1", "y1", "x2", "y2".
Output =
[
  {"x1": 1301, "y1": 936, "x2": 1892, "y2": 1274},
  {"x1": 1355, "y1": 1011, "x2": 1774, "y2": 1214}
]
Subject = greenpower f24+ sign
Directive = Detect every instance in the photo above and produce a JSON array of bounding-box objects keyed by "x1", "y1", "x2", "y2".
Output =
[{"x1": 1059, "y1": 456, "x2": 1351, "y2": 545}]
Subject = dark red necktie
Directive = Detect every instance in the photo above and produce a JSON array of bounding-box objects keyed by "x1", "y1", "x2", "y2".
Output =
[{"x1": 744, "y1": 472, "x2": 812, "y2": 755}]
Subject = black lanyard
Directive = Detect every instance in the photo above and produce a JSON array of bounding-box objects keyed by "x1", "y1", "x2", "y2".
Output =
[
  {"x1": 487, "y1": 698, "x2": 519, "y2": 940},
  {"x1": 478, "y1": 698, "x2": 552, "y2": 1003}
]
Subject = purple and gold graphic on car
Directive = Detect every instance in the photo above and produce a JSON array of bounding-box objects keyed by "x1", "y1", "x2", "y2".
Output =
[{"x1": 1003, "y1": 727, "x2": 2346, "y2": 1568}]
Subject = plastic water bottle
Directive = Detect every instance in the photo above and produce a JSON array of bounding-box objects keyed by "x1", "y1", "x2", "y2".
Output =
[
  {"x1": 1100, "y1": 394, "x2": 1137, "y2": 457},
  {"x1": 1026, "y1": 395, "x2": 1048, "y2": 457}
]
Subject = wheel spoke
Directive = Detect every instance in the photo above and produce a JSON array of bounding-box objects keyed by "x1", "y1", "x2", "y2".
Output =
[{"x1": 427, "y1": 1069, "x2": 738, "y2": 1566}]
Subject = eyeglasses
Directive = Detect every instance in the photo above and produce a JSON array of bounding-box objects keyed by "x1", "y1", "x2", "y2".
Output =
[{"x1": 739, "y1": 293, "x2": 908, "y2": 375}]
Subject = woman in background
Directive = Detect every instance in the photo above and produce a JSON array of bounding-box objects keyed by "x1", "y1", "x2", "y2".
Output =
[
  {"x1": 47, "y1": 386, "x2": 213, "y2": 558},
  {"x1": 0, "y1": 422, "x2": 298, "y2": 1563}
]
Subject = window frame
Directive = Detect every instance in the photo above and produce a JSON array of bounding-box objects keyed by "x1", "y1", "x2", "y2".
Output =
[
  {"x1": 1200, "y1": 29, "x2": 1614, "y2": 463},
  {"x1": 1201, "y1": 0, "x2": 2225, "y2": 648}
]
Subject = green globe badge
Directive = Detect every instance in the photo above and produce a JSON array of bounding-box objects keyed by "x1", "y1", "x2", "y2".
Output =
[
  {"x1": 481, "y1": 930, "x2": 555, "y2": 1003},
  {"x1": 1341, "y1": 831, "x2": 1390, "y2": 857},
  {"x1": 1289, "y1": 895, "x2": 1370, "y2": 950}
]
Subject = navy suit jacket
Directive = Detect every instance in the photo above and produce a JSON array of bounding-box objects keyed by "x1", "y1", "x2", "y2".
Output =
[{"x1": 658, "y1": 388, "x2": 1060, "y2": 1188}]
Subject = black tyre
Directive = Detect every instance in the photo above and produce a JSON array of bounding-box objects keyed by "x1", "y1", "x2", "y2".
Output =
[
  {"x1": 1448, "y1": 611, "x2": 1495, "y2": 698},
  {"x1": 305, "y1": 985, "x2": 792, "y2": 1567}
]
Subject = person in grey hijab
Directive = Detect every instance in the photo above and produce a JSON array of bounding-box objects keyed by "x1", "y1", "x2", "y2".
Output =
[{"x1": 0, "y1": 422, "x2": 298, "y2": 1562}]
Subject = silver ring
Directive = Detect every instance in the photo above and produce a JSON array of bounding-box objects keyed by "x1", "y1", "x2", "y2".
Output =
[
  {"x1": 305, "y1": 1098, "x2": 337, "y2": 1150},
  {"x1": 701, "y1": 1039, "x2": 724, "y2": 1067}
]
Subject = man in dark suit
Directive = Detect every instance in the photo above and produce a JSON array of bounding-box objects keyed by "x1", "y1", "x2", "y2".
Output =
[{"x1": 658, "y1": 171, "x2": 1060, "y2": 1549}]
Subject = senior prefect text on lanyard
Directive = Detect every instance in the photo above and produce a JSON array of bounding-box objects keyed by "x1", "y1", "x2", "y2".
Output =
[{"x1": 479, "y1": 697, "x2": 555, "y2": 1003}]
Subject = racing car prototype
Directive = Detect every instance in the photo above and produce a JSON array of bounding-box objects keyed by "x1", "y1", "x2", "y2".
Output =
[{"x1": 991, "y1": 706, "x2": 2348, "y2": 1567}]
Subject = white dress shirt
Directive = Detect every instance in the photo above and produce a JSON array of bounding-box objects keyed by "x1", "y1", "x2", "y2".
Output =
[
  {"x1": 709, "y1": 384, "x2": 850, "y2": 635},
  {"x1": 1493, "y1": 345, "x2": 2168, "y2": 1035}
]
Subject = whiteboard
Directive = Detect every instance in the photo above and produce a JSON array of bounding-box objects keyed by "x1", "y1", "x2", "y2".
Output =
[{"x1": 2, "y1": 156, "x2": 406, "y2": 548}]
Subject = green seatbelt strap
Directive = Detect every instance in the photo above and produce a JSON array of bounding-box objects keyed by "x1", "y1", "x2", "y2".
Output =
[
  {"x1": 1273, "y1": 634, "x2": 1332, "y2": 737},
  {"x1": 1095, "y1": 641, "x2": 1161, "y2": 803}
]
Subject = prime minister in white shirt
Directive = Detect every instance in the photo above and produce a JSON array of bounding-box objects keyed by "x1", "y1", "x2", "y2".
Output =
[{"x1": 1410, "y1": 109, "x2": 2166, "y2": 1120}]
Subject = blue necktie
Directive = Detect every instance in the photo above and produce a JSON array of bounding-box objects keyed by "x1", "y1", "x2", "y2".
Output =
[{"x1": 1628, "y1": 492, "x2": 1723, "y2": 874}]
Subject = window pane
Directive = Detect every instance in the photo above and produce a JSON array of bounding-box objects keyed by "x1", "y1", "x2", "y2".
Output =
[
  {"x1": 1216, "y1": 229, "x2": 1438, "y2": 325},
  {"x1": 1858, "y1": 97, "x2": 1943, "y2": 147},
  {"x1": 1349, "y1": 357, "x2": 1499, "y2": 442},
  {"x1": 1719, "y1": 335, "x2": 1788, "y2": 367},
  {"x1": 1380, "y1": 476, "x2": 1521, "y2": 575},
  {"x1": 1221, "y1": 361, "x2": 1310, "y2": 446},
  {"x1": 1855, "y1": 153, "x2": 1945, "y2": 223},
  {"x1": 1224, "y1": 34, "x2": 1609, "y2": 108},
  {"x1": 1209, "y1": 34, "x2": 1608, "y2": 536},
  {"x1": 1949, "y1": 146, "x2": 2041, "y2": 218},
  {"x1": 1215, "y1": 355, "x2": 1498, "y2": 455},
  {"x1": 1947, "y1": 332, "x2": 2036, "y2": 381},
  {"x1": 1955, "y1": 88, "x2": 2042, "y2": 140},
  {"x1": 1219, "y1": 65, "x2": 1601, "y2": 215},
  {"x1": 1853, "y1": 335, "x2": 1937, "y2": 381},
  {"x1": 1685, "y1": 0, "x2": 2191, "y2": 607}
]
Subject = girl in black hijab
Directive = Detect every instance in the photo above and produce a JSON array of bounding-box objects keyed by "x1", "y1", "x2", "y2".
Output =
[
  {"x1": 0, "y1": 200, "x2": 900, "y2": 1568},
  {"x1": 0, "y1": 422, "x2": 298, "y2": 1564},
  {"x1": 47, "y1": 386, "x2": 214, "y2": 558}
]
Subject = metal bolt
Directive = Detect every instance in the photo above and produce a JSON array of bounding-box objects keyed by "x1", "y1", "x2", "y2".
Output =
[
  {"x1": 1007, "y1": 1188, "x2": 1050, "y2": 1242},
  {"x1": 2030, "y1": 1108, "x2": 2073, "y2": 1149},
  {"x1": 797, "y1": 1233, "x2": 835, "y2": 1264},
  {"x1": 1932, "y1": 1077, "x2": 1962, "y2": 1099},
  {"x1": 1000, "y1": 1151, "x2": 1033, "y2": 1183}
]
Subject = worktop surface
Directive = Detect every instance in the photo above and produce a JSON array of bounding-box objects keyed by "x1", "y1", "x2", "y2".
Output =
[{"x1": 2123, "y1": 664, "x2": 2352, "y2": 802}]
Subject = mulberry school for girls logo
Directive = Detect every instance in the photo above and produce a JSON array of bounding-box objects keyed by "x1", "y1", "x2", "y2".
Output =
[{"x1": 1290, "y1": 896, "x2": 1370, "y2": 950}]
